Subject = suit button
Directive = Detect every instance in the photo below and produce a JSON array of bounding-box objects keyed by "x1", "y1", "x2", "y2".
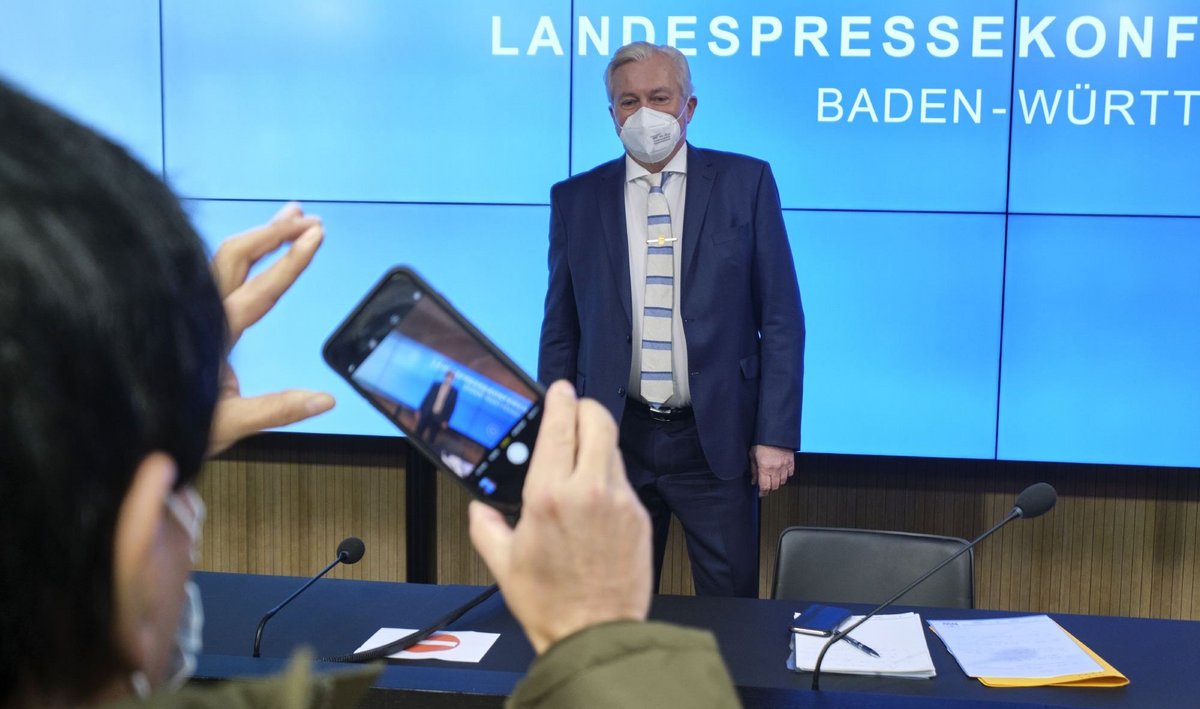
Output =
[
  {"x1": 617, "y1": 386, "x2": 625, "y2": 397},
  {"x1": 625, "y1": 334, "x2": 632, "y2": 342}
]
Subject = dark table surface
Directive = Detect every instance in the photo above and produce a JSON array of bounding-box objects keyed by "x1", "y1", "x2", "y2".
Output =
[{"x1": 195, "y1": 571, "x2": 1200, "y2": 708}]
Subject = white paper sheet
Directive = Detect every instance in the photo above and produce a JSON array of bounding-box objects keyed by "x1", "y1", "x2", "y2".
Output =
[
  {"x1": 928, "y1": 615, "x2": 1102, "y2": 679},
  {"x1": 354, "y1": 628, "x2": 500, "y2": 663}
]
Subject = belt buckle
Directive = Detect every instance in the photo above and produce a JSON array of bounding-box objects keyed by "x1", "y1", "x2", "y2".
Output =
[{"x1": 647, "y1": 404, "x2": 674, "y2": 422}]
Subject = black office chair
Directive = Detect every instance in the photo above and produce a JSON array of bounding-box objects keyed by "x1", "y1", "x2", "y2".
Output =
[{"x1": 772, "y1": 526, "x2": 974, "y2": 608}]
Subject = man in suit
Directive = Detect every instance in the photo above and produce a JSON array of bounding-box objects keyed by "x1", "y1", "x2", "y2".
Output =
[
  {"x1": 538, "y1": 42, "x2": 805, "y2": 597},
  {"x1": 415, "y1": 370, "x2": 459, "y2": 444}
]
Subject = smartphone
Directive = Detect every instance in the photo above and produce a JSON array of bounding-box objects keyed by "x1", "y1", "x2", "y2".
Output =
[
  {"x1": 323, "y1": 267, "x2": 543, "y2": 515},
  {"x1": 791, "y1": 604, "x2": 852, "y2": 637}
]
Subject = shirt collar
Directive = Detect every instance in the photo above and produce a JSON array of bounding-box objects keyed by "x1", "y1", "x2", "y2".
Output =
[{"x1": 624, "y1": 144, "x2": 689, "y2": 183}]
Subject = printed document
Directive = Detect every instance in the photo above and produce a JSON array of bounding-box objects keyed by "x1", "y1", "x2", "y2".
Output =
[{"x1": 928, "y1": 615, "x2": 1100, "y2": 678}]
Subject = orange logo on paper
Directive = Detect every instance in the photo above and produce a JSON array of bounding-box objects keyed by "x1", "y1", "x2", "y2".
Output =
[{"x1": 406, "y1": 633, "x2": 462, "y2": 653}]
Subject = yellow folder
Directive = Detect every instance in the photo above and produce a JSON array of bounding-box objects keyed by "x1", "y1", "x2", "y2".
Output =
[{"x1": 976, "y1": 626, "x2": 1128, "y2": 688}]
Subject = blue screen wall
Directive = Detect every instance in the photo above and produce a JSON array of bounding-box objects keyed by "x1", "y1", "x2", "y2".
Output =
[{"x1": 3, "y1": 1, "x2": 1197, "y2": 467}]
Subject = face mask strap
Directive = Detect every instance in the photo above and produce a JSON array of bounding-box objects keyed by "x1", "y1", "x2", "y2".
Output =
[
  {"x1": 163, "y1": 580, "x2": 204, "y2": 692},
  {"x1": 165, "y1": 487, "x2": 205, "y2": 563}
]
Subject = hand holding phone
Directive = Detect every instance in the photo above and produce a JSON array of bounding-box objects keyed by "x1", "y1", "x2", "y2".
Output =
[
  {"x1": 324, "y1": 267, "x2": 543, "y2": 514},
  {"x1": 468, "y1": 381, "x2": 653, "y2": 654}
]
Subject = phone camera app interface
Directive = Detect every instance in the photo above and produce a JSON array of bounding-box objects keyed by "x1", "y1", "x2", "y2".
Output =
[{"x1": 346, "y1": 276, "x2": 539, "y2": 501}]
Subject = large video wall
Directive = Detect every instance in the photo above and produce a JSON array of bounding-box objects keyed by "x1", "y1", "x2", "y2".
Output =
[{"x1": 3, "y1": 1, "x2": 1197, "y2": 467}]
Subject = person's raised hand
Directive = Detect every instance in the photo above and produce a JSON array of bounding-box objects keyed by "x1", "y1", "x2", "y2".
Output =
[
  {"x1": 207, "y1": 203, "x2": 334, "y2": 456},
  {"x1": 468, "y1": 381, "x2": 652, "y2": 654}
]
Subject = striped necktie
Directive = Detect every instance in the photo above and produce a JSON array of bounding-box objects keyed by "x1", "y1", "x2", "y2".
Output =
[{"x1": 640, "y1": 171, "x2": 675, "y2": 406}]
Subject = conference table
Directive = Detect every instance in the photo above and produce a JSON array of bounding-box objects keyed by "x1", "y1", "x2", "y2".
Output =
[{"x1": 194, "y1": 571, "x2": 1199, "y2": 708}]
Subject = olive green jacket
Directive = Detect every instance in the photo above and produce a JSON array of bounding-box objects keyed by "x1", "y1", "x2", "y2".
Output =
[
  {"x1": 105, "y1": 621, "x2": 739, "y2": 709},
  {"x1": 507, "y1": 620, "x2": 741, "y2": 709},
  {"x1": 103, "y1": 652, "x2": 380, "y2": 709}
]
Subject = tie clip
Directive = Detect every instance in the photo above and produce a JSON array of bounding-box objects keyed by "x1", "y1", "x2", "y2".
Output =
[{"x1": 647, "y1": 236, "x2": 677, "y2": 247}]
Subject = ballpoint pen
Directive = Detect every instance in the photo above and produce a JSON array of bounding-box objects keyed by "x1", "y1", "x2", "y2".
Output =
[{"x1": 842, "y1": 634, "x2": 881, "y2": 658}]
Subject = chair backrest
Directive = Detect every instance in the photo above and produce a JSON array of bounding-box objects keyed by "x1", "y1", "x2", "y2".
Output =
[{"x1": 772, "y1": 526, "x2": 974, "y2": 609}]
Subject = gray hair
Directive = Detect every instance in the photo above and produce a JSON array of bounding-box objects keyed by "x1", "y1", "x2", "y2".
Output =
[{"x1": 604, "y1": 42, "x2": 694, "y2": 104}]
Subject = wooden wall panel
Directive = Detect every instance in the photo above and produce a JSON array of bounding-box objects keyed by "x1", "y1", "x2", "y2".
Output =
[
  {"x1": 198, "y1": 435, "x2": 1200, "y2": 620},
  {"x1": 196, "y1": 435, "x2": 408, "y2": 582},
  {"x1": 434, "y1": 475, "x2": 495, "y2": 586}
]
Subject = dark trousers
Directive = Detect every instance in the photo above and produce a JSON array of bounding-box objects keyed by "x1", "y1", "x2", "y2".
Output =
[
  {"x1": 414, "y1": 415, "x2": 443, "y2": 444},
  {"x1": 620, "y1": 400, "x2": 760, "y2": 598}
]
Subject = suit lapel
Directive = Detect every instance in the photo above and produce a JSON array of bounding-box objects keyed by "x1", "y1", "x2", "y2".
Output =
[
  {"x1": 597, "y1": 158, "x2": 633, "y2": 327},
  {"x1": 682, "y1": 145, "x2": 715, "y2": 298}
]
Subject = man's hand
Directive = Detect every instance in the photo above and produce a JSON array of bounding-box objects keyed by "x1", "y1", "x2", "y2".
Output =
[
  {"x1": 749, "y1": 444, "x2": 795, "y2": 497},
  {"x1": 207, "y1": 203, "x2": 335, "y2": 456},
  {"x1": 469, "y1": 381, "x2": 652, "y2": 655}
]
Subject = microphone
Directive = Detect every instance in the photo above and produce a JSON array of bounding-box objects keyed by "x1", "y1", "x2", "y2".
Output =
[
  {"x1": 252, "y1": 537, "x2": 366, "y2": 658},
  {"x1": 337, "y1": 536, "x2": 367, "y2": 564},
  {"x1": 1013, "y1": 482, "x2": 1056, "y2": 519},
  {"x1": 811, "y1": 483, "x2": 1057, "y2": 690}
]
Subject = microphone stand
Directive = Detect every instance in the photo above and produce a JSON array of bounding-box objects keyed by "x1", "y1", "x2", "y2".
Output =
[
  {"x1": 253, "y1": 552, "x2": 348, "y2": 658},
  {"x1": 811, "y1": 508, "x2": 1021, "y2": 690}
]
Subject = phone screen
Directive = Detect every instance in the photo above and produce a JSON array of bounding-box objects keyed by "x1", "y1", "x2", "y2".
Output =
[{"x1": 324, "y1": 268, "x2": 542, "y2": 513}]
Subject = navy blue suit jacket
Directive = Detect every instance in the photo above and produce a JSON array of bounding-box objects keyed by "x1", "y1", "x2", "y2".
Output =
[{"x1": 538, "y1": 145, "x2": 804, "y2": 480}]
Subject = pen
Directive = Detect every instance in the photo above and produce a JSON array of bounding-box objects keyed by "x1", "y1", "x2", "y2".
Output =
[{"x1": 841, "y1": 634, "x2": 881, "y2": 658}]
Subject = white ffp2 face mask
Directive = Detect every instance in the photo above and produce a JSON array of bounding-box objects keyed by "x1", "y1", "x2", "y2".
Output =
[
  {"x1": 164, "y1": 579, "x2": 204, "y2": 690},
  {"x1": 162, "y1": 488, "x2": 206, "y2": 691},
  {"x1": 618, "y1": 104, "x2": 687, "y2": 164}
]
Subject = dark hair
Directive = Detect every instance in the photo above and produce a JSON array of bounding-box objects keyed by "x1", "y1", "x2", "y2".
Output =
[{"x1": 0, "y1": 83, "x2": 225, "y2": 703}]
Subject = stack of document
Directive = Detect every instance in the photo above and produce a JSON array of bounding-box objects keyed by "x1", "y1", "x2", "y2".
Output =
[
  {"x1": 788, "y1": 612, "x2": 936, "y2": 679},
  {"x1": 928, "y1": 615, "x2": 1128, "y2": 687}
]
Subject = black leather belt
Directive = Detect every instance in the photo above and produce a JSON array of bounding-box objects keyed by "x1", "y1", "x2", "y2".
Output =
[{"x1": 628, "y1": 400, "x2": 693, "y2": 422}]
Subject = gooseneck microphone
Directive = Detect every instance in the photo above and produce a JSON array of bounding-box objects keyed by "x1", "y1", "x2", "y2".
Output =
[
  {"x1": 252, "y1": 537, "x2": 366, "y2": 658},
  {"x1": 811, "y1": 483, "x2": 1057, "y2": 690}
]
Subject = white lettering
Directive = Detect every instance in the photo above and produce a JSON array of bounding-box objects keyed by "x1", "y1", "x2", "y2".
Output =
[
  {"x1": 848, "y1": 88, "x2": 879, "y2": 122},
  {"x1": 1118, "y1": 16, "x2": 1153, "y2": 58},
  {"x1": 1018, "y1": 89, "x2": 1063, "y2": 123},
  {"x1": 883, "y1": 16, "x2": 915, "y2": 57},
  {"x1": 1066, "y1": 16, "x2": 1106, "y2": 58},
  {"x1": 954, "y1": 89, "x2": 983, "y2": 123},
  {"x1": 1067, "y1": 83, "x2": 1097, "y2": 125},
  {"x1": 1104, "y1": 90, "x2": 1135, "y2": 125},
  {"x1": 623, "y1": 16, "x2": 655, "y2": 45},
  {"x1": 817, "y1": 88, "x2": 993, "y2": 125},
  {"x1": 817, "y1": 88, "x2": 843, "y2": 122},
  {"x1": 927, "y1": 16, "x2": 959, "y2": 58},
  {"x1": 667, "y1": 16, "x2": 698, "y2": 56},
  {"x1": 921, "y1": 88, "x2": 947, "y2": 123},
  {"x1": 795, "y1": 17, "x2": 830, "y2": 57},
  {"x1": 1177, "y1": 89, "x2": 1200, "y2": 125},
  {"x1": 491, "y1": 16, "x2": 518, "y2": 56},
  {"x1": 1141, "y1": 89, "x2": 1168, "y2": 125},
  {"x1": 884, "y1": 89, "x2": 912, "y2": 122},
  {"x1": 1020, "y1": 16, "x2": 1056, "y2": 58},
  {"x1": 842, "y1": 16, "x2": 871, "y2": 57},
  {"x1": 752, "y1": 15, "x2": 783, "y2": 56},
  {"x1": 490, "y1": 13, "x2": 1199, "y2": 61},
  {"x1": 528, "y1": 16, "x2": 564, "y2": 55},
  {"x1": 1167, "y1": 16, "x2": 1198, "y2": 58},
  {"x1": 578, "y1": 16, "x2": 608, "y2": 56},
  {"x1": 708, "y1": 16, "x2": 739, "y2": 57},
  {"x1": 973, "y1": 16, "x2": 1005, "y2": 57}
]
